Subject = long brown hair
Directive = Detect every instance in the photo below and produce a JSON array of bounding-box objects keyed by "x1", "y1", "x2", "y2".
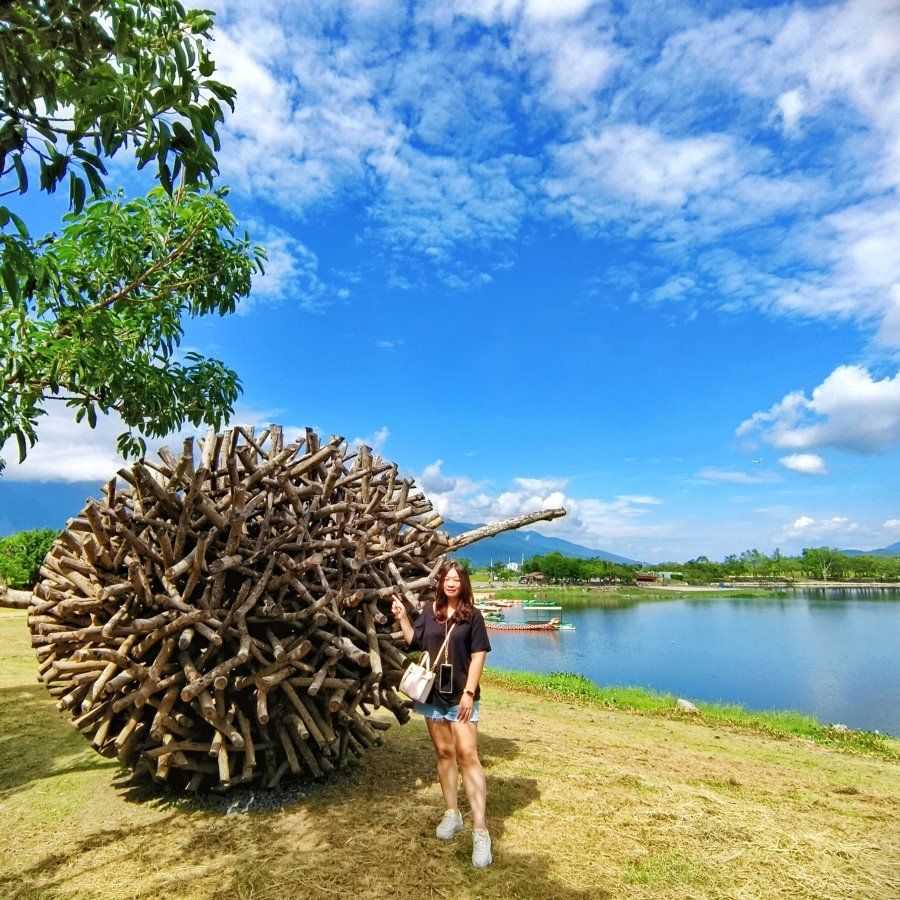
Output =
[{"x1": 432, "y1": 560, "x2": 475, "y2": 623}]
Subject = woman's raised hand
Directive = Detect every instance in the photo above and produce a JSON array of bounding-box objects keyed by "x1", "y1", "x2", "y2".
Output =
[{"x1": 390, "y1": 595, "x2": 407, "y2": 620}]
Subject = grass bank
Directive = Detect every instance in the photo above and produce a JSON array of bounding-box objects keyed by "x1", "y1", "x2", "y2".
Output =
[
  {"x1": 491, "y1": 586, "x2": 785, "y2": 607},
  {"x1": 1, "y1": 610, "x2": 898, "y2": 899},
  {"x1": 485, "y1": 670, "x2": 899, "y2": 760}
]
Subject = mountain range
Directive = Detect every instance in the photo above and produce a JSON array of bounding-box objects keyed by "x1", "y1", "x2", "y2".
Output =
[
  {"x1": 440, "y1": 521, "x2": 900, "y2": 568},
  {"x1": 442, "y1": 520, "x2": 641, "y2": 568},
  {"x1": 841, "y1": 541, "x2": 900, "y2": 557}
]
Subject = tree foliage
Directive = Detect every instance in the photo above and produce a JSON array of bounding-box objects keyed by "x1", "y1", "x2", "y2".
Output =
[
  {"x1": 0, "y1": 527, "x2": 57, "y2": 588},
  {"x1": 0, "y1": 0, "x2": 233, "y2": 205},
  {"x1": 523, "y1": 548, "x2": 900, "y2": 585},
  {"x1": 0, "y1": 1, "x2": 264, "y2": 472},
  {"x1": 523, "y1": 551, "x2": 638, "y2": 583}
]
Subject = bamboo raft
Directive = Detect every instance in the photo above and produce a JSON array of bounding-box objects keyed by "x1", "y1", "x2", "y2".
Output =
[{"x1": 17, "y1": 424, "x2": 564, "y2": 791}]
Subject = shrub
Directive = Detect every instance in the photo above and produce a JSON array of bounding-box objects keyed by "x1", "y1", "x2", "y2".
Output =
[{"x1": 0, "y1": 528, "x2": 58, "y2": 589}]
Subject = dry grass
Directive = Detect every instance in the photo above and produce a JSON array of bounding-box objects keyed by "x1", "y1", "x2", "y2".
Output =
[{"x1": 1, "y1": 610, "x2": 898, "y2": 899}]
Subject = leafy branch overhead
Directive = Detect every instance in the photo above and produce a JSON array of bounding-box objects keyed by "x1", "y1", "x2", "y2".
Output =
[
  {"x1": 0, "y1": 1, "x2": 265, "y2": 473},
  {"x1": 2, "y1": 186, "x2": 264, "y2": 462},
  {"x1": 0, "y1": 0, "x2": 234, "y2": 207}
]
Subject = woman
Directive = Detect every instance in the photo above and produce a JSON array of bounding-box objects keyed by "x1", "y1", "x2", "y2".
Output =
[{"x1": 391, "y1": 560, "x2": 493, "y2": 868}]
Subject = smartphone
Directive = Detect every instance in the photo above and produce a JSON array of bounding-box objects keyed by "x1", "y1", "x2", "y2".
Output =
[{"x1": 439, "y1": 663, "x2": 453, "y2": 694}]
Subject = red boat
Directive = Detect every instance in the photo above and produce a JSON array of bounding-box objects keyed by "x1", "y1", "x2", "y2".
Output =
[{"x1": 485, "y1": 617, "x2": 560, "y2": 632}]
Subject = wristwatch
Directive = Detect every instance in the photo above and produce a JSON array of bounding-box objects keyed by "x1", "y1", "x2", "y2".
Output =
[{"x1": 463, "y1": 689, "x2": 475, "y2": 697}]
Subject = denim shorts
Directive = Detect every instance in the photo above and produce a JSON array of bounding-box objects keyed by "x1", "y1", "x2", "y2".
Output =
[{"x1": 413, "y1": 700, "x2": 480, "y2": 723}]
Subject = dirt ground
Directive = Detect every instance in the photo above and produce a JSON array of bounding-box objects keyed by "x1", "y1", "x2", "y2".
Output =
[{"x1": 1, "y1": 610, "x2": 898, "y2": 899}]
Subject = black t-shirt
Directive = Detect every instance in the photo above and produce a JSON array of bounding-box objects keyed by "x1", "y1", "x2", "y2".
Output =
[{"x1": 410, "y1": 603, "x2": 492, "y2": 705}]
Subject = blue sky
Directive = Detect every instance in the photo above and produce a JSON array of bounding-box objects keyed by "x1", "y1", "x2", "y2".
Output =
[{"x1": 2, "y1": 0, "x2": 899, "y2": 562}]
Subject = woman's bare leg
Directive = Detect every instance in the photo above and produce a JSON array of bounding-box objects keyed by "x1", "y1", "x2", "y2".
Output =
[
  {"x1": 452, "y1": 722, "x2": 487, "y2": 830},
  {"x1": 427, "y1": 718, "x2": 459, "y2": 811}
]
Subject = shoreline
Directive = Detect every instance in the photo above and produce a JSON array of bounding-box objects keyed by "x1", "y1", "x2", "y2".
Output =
[{"x1": 639, "y1": 580, "x2": 900, "y2": 592}]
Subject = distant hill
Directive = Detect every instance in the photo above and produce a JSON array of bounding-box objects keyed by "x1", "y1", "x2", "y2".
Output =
[
  {"x1": 842, "y1": 541, "x2": 900, "y2": 557},
  {"x1": 442, "y1": 519, "x2": 640, "y2": 567}
]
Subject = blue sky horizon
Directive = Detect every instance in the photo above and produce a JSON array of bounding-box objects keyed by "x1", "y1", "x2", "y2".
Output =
[{"x1": 2, "y1": 0, "x2": 899, "y2": 563}]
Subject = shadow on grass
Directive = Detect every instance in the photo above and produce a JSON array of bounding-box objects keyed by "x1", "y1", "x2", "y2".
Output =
[
  {"x1": 0, "y1": 683, "x2": 119, "y2": 799},
  {"x1": 2, "y1": 717, "x2": 606, "y2": 899}
]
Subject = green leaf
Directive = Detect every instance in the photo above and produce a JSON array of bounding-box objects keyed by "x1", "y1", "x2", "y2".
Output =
[
  {"x1": 7, "y1": 210, "x2": 29, "y2": 239},
  {"x1": 1, "y1": 263, "x2": 19, "y2": 304},
  {"x1": 70, "y1": 173, "x2": 86, "y2": 213},
  {"x1": 12, "y1": 155, "x2": 28, "y2": 193},
  {"x1": 158, "y1": 161, "x2": 172, "y2": 194},
  {"x1": 83, "y1": 163, "x2": 106, "y2": 198},
  {"x1": 173, "y1": 40, "x2": 188, "y2": 75}
]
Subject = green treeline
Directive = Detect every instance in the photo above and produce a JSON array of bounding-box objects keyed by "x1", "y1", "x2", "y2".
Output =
[
  {"x1": 511, "y1": 548, "x2": 900, "y2": 584},
  {"x1": 3, "y1": 529, "x2": 899, "y2": 591}
]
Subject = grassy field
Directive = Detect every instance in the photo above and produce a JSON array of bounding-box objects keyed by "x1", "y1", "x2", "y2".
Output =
[{"x1": 2, "y1": 609, "x2": 898, "y2": 899}]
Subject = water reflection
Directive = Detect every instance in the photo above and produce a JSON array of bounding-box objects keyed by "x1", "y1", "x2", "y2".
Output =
[{"x1": 485, "y1": 589, "x2": 900, "y2": 735}]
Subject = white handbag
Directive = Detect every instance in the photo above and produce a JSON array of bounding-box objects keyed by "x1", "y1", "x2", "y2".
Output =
[{"x1": 399, "y1": 623, "x2": 456, "y2": 702}]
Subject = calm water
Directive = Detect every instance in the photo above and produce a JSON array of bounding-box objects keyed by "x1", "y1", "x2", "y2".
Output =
[{"x1": 484, "y1": 589, "x2": 900, "y2": 736}]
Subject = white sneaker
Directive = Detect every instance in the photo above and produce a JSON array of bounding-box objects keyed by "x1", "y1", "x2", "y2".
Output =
[
  {"x1": 436, "y1": 809, "x2": 464, "y2": 840},
  {"x1": 472, "y1": 828, "x2": 492, "y2": 868}
]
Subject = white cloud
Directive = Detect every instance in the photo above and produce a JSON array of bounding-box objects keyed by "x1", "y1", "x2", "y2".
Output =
[
  {"x1": 779, "y1": 515, "x2": 858, "y2": 544},
  {"x1": 545, "y1": 124, "x2": 736, "y2": 213},
  {"x1": 775, "y1": 87, "x2": 806, "y2": 134},
  {"x1": 451, "y1": 0, "x2": 600, "y2": 26},
  {"x1": 696, "y1": 467, "x2": 777, "y2": 485},
  {"x1": 513, "y1": 476, "x2": 569, "y2": 492},
  {"x1": 415, "y1": 460, "x2": 667, "y2": 549},
  {"x1": 774, "y1": 511, "x2": 900, "y2": 553},
  {"x1": 0, "y1": 403, "x2": 325, "y2": 484},
  {"x1": 875, "y1": 286, "x2": 900, "y2": 349},
  {"x1": 350, "y1": 426, "x2": 390, "y2": 453},
  {"x1": 417, "y1": 460, "x2": 485, "y2": 504},
  {"x1": 244, "y1": 224, "x2": 337, "y2": 312},
  {"x1": 778, "y1": 453, "x2": 827, "y2": 476},
  {"x1": 365, "y1": 149, "x2": 530, "y2": 258},
  {"x1": 200, "y1": 0, "x2": 900, "y2": 339},
  {"x1": 0, "y1": 406, "x2": 129, "y2": 483},
  {"x1": 737, "y1": 365, "x2": 900, "y2": 455}
]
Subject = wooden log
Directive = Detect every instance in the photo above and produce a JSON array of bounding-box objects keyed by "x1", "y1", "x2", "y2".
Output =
[{"x1": 27, "y1": 423, "x2": 566, "y2": 790}]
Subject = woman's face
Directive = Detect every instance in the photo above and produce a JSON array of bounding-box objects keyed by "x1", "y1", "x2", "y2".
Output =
[{"x1": 442, "y1": 569, "x2": 462, "y2": 600}]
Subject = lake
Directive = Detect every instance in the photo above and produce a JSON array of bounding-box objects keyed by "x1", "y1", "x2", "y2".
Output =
[{"x1": 483, "y1": 589, "x2": 900, "y2": 736}]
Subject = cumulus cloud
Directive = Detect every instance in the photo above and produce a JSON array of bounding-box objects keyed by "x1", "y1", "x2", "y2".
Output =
[
  {"x1": 779, "y1": 515, "x2": 859, "y2": 544},
  {"x1": 349, "y1": 426, "x2": 390, "y2": 453},
  {"x1": 778, "y1": 453, "x2": 827, "y2": 476},
  {"x1": 0, "y1": 406, "x2": 130, "y2": 483},
  {"x1": 415, "y1": 459, "x2": 667, "y2": 548},
  {"x1": 737, "y1": 365, "x2": 900, "y2": 455},
  {"x1": 0, "y1": 402, "x2": 322, "y2": 483}
]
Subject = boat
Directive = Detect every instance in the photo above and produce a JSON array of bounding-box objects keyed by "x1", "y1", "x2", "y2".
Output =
[
  {"x1": 523, "y1": 605, "x2": 563, "y2": 625},
  {"x1": 485, "y1": 617, "x2": 560, "y2": 632},
  {"x1": 476, "y1": 601, "x2": 505, "y2": 613},
  {"x1": 492, "y1": 601, "x2": 577, "y2": 632}
]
